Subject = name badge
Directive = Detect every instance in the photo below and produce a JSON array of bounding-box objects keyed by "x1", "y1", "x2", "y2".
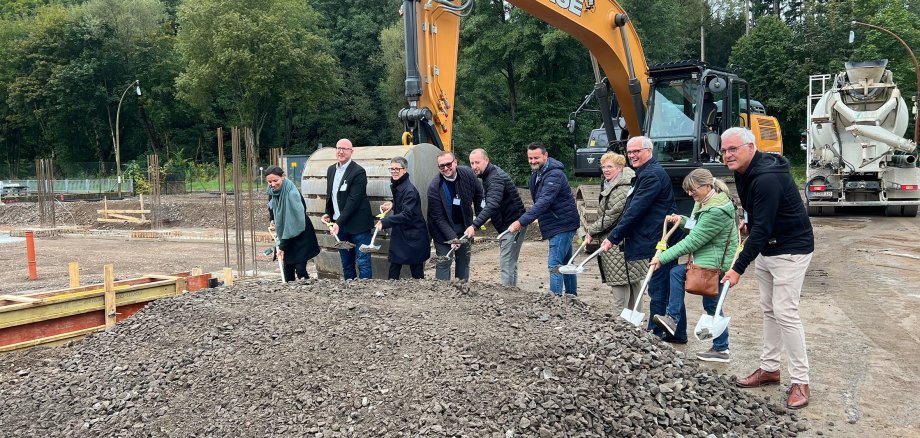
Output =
[
  {"x1": 339, "y1": 182, "x2": 348, "y2": 191},
  {"x1": 480, "y1": 200, "x2": 486, "y2": 208},
  {"x1": 685, "y1": 218, "x2": 697, "y2": 230},
  {"x1": 626, "y1": 187, "x2": 635, "y2": 197},
  {"x1": 452, "y1": 197, "x2": 461, "y2": 206}
]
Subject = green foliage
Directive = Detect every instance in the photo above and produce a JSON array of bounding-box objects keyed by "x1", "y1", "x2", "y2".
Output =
[
  {"x1": 175, "y1": 0, "x2": 341, "y2": 149},
  {"x1": 730, "y1": 15, "x2": 808, "y2": 160}
]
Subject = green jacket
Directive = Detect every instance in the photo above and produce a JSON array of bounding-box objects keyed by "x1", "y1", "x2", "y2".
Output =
[{"x1": 658, "y1": 191, "x2": 738, "y2": 270}]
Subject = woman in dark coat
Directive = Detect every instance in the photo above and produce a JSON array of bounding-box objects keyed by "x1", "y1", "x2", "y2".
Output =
[
  {"x1": 266, "y1": 166, "x2": 320, "y2": 281},
  {"x1": 376, "y1": 157, "x2": 430, "y2": 279}
]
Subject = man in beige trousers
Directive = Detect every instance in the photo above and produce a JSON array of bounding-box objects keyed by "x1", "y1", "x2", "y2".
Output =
[{"x1": 720, "y1": 127, "x2": 815, "y2": 410}]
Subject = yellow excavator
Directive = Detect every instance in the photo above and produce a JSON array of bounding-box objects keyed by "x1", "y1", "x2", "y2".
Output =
[{"x1": 303, "y1": 0, "x2": 783, "y2": 278}]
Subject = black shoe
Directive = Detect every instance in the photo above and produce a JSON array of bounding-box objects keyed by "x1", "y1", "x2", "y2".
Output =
[
  {"x1": 652, "y1": 314, "x2": 677, "y2": 337},
  {"x1": 661, "y1": 335, "x2": 688, "y2": 345}
]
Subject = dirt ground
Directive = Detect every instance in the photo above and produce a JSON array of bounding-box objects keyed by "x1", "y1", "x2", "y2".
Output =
[{"x1": 0, "y1": 196, "x2": 918, "y2": 437}]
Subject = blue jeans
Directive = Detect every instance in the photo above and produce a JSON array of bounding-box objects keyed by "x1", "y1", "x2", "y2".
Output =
[
  {"x1": 647, "y1": 258, "x2": 679, "y2": 338},
  {"x1": 337, "y1": 229, "x2": 372, "y2": 280},
  {"x1": 665, "y1": 263, "x2": 729, "y2": 351},
  {"x1": 547, "y1": 230, "x2": 577, "y2": 295}
]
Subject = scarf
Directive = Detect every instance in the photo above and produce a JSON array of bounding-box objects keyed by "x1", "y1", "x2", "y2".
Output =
[{"x1": 266, "y1": 178, "x2": 306, "y2": 245}]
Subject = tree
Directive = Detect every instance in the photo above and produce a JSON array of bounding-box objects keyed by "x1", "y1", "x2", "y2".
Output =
[
  {"x1": 175, "y1": 0, "x2": 341, "y2": 151},
  {"x1": 730, "y1": 15, "x2": 807, "y2": 159}
]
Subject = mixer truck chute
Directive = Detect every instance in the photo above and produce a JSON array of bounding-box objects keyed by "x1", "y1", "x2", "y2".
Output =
[{"x1": 804, "y1": 60, "x2": 920, "y2": 217}]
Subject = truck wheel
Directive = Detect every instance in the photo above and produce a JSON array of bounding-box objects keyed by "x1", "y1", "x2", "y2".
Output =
[
  {"x1": 807, "y1": 204, "x2": 835, "y2": 216},
  {"x1": 888, "y1": 205, "x2": 919, "y2": 217}
]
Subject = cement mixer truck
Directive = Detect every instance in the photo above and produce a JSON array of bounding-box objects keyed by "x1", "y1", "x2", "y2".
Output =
[{"x1": 804, "y1": 60, "x2": 919, "y2": 217}]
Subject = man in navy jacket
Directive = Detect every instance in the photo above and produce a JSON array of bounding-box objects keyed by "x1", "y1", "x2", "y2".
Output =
[
  {"x1": 427, "y1": 151, "x2": 483, "y2": 281},
  {"x1": 509, "y1": 142, "x2": 580, "y2": 296},
  {"x1": 601, "y1": 136, "x2": 683, "y2": 340}
]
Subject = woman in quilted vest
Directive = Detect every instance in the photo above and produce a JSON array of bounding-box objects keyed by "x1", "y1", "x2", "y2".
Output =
[
  {"x1": 649, "y1": 168, "x2": 739, "y2": 362},
  {"x1": 583, "y1": 153, "x2": 648, "y2": 312}
]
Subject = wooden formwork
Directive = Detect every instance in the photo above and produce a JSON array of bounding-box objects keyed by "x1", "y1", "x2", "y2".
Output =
[{"x1": 0, "y1": 271, "x2": 212, "y2": 352}]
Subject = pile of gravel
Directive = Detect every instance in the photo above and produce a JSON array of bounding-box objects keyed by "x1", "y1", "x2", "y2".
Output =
[{"x1": 0, "y1": 279, "x2": 802, "y2": 437}]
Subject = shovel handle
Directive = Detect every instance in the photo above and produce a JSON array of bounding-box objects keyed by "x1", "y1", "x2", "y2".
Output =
[
  {"x1": 577, "y1": 248, "x2": 604, "y2": 268},
  {"x1": 567, "y1": 240, "x2": 588, "y2": 265}
]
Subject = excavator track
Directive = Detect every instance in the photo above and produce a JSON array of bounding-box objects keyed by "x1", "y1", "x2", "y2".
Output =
[{"x1": 301, "y1": 144, "x2": 441, "y2": 279}]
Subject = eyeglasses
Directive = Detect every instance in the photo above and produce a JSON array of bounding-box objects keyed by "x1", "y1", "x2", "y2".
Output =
[
  {"x1": 336, "y1": 147, "x2": 353, "y2": 152},
  {"x1": 720, "y1": 143, "x2": 751, "y2": 156},
  {"x1": 389, "y1": 167, "x2": 404, "y2": 173},
  {"x1": 625, "y1": 149, "x2": 644, "y2": 156},
  {"x1": 437, "y1": 161, "x2": 454, "y2": 169},
  {"x1": 600, "y1": 165, "x2": 616, "y2": 170}
]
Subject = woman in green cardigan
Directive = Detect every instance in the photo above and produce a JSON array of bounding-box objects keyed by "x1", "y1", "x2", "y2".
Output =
[{"x1": 649, "y1": 168, "x2": 739, "y2": 362}]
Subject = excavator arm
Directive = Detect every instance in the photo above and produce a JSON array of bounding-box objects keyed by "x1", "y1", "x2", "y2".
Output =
[{"x1": 399, "y1": 0, "x2": 650, "y2": 151}]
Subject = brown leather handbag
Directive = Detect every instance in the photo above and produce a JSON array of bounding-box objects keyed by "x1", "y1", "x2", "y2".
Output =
[{"x1": 685, "y1": 225, "x2": 733, "y2": 298}]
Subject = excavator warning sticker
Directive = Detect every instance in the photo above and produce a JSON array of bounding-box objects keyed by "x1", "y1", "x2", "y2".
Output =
[{"x1": 550, "y1": 0, "x2": 584, "y2": 17}]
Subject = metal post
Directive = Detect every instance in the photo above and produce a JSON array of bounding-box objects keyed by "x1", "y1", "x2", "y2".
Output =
[
  {"x1": 114, "y1": 80, "x2": 140, "y2": 198},
  {"x1": 218, "y1": 128, "x2": 230, "y2": 267}
]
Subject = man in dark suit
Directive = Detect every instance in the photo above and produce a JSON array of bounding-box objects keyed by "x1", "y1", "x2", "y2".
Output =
[
  {"x1": 322, "y1": 138, "x2": 374, "y2": 279},
  {"x1": 427, "y1": 151, "x2": 483, "y2": 281}
]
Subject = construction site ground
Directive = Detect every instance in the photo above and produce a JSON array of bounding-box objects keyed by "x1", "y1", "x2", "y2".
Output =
[{"x1": 0, "y1": 194, "x2": 918, "y2": 437}]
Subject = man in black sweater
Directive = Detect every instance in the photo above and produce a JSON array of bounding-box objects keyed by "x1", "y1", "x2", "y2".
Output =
[
  {"x1": 720, "y1": 127, "x2": 815, "y2": 410},
  {"x1": 465, "y1": 148, "x2": 527, "y2": 287}
]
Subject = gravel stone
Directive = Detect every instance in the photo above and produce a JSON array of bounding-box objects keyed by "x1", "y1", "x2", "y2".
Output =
[{"x1": 0, "y1": 279, "x2": 801, "y2": 437}]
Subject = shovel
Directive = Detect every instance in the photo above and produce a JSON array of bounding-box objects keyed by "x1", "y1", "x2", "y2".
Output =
[
  {"x1": 359, "y1": 205, "x2": 391, "y2": 253},
  {"x1": 495, "y1": 227, "x2": 516, "y2": 241},
  {"x1": 557, "y1": 248, "x2": 603, "y2": 275},
  {"x1": 267, "y1": 225, "x2": 286, "y2": 282},
  {"x1": 433, "y1": 247, "x2": 456, "y2": 263},
  {"x1": 445, "y1": 232, "x2": 473, "y2": 245},
  {"x1": 620, "y1": 219, "x2": 682, "y2": 326},
  {"x1": 694, "y1": 238, "x2": 745, "y2": 341},
  {"x1": 553, "y1": 240, "x2": 588, "y2": 273},
  {"x1": 321, "y1": 218, "x2": 355, "y2": 250}
]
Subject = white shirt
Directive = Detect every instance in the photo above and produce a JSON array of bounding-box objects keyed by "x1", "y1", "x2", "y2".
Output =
[{"x1": 332, "y1": 160, "x2": 352, "y2": 220}]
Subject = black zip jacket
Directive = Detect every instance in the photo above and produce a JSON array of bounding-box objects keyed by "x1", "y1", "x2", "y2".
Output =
[
  {"x1": 732, "y1": 151, "x2": 814, "y2": 274},
  {"x1": 472, "y1": 163, "x2": 525, "y2": 232}
]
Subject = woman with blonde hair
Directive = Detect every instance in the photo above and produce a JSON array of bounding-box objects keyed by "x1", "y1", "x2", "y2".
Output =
[
  {"x1": 583, "y1": 152, "x2": 648, "y2": 311},
  {"x1": 649, "y1": 168, "x2": 738, "y2": 362}
]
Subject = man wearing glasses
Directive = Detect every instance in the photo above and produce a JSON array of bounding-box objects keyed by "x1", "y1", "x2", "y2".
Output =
[
  {"x1": 600, "y1": 136, "x2": 683, "y2": 341},
  {"x1": 719, "y1": 127, "x2": 815, "y2": 410},
  {"x1": 426, "y1": 151, "x2": 483, "y2": 281},
  {"x1": 323, "y1": 138, "x2": 374, "y2": 279},
  {"x1": 508, "y1": 142, "x2": 580, "y2": 296}
]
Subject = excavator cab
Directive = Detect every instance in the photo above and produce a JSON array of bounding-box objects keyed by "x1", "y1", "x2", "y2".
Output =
[{"x1": 644, "y1": 61, "x2": 761, "y2": 211}]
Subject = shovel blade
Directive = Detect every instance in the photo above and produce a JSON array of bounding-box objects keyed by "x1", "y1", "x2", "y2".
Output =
[
  {"x1": 694, "y1": 315, "x2": 731, "y2": 341},
  {"x1": 358, "y1": 244, "x2": 381, "y2": 253},
  {"x1": 334, "y1": 242, "x2": 355, "y2": 250},
  {"x1": 557, "y1": 265, "x2": 583, "y2": 275},
  {"x1": 694, "y1": 315, "x2": 715, "y2": 341},
  {"x1": 554, "y1": 264, "x2": 577, "y2": 274},
  {"x1": 620, "y1": 309, "x2": 645, "y2": 326}
]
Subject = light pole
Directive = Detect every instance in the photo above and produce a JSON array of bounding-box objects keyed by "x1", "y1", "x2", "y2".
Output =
[
  {"x1": 851, "y1": 21, "x2": 920, "y2": 145},
  {"x1": 114, "y1": 79, "x2": 142, "y2": 197}
]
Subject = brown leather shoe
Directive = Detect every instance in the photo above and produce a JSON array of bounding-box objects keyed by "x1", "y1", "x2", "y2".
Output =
[
  {"x1": 736, "y1": 368, "x2": 781, "y2": 388},
  {"x1": 786, "y1": 383, "x2": 810, "y2": 409}
]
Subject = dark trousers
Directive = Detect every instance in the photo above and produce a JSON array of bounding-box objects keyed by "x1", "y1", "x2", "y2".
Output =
[
  {"x1": 647, "y1": 258, "x2": 681, "y2": 338},
  {"x1": 283, "y1": 262, "x2": 308, "y2": 282},
  {"x1": 388, "y1": 263, "x2": 425, "y2": 280}
]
